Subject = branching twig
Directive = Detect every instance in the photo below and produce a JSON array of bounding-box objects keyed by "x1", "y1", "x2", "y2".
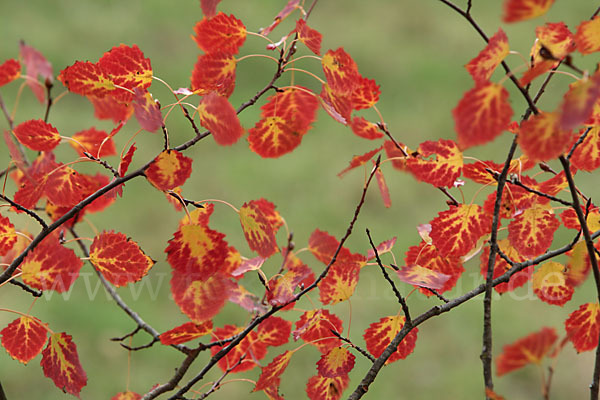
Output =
[
  {"x1": 0, "y1": 194, "x2": 48, "y2": 230},
  {"x1": 330, "y1": 329, "x2": 375, "y2": 363},
  {"x1": 567, "y1": 126, "x2": 593, "y2": 160},
  {"x1": 197, "y1": 356, "x2": 246, "y2": 400}
]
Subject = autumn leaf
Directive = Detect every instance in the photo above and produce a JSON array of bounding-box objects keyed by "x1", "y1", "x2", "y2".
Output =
[
  {"x1": 58, "y1": 61, "x2": 115, "y2": 98},
  {"x1": 570, "y1": 127, "x2": 600, "y2": 171},
  {"x1": 19, "y1": 42, "x2": 53, "y2": 103},
  {"x1": 508, "y1": 205, "x2": 560, "y2": 258},
  {"x1": 319, "y1": 261, "x2": 360, "y2": 305},
  {"x1": 296, "y1": 19, "x2": 322, "y2": 56},
  {"x1": 197, "y1": 91, "x2": 245, "y2": 146},
  {"x1": 43, "y1": 165, "x2": 88, "y2": 208},
  {"x1": 496, "y1": 327, "x2": 557, "y2": 376},
  {"x1": 89, "y1": 231, "x2": 155, "y2": 287},
  {"x1": 145, "y1": 149, "x2": 193, "y2": 191},
  {"x1": 480, "y1": 239, "x2": 531, "y2": 294},
  {"x1": 320, "y1": 83, "x2": 351, "y2": 125},
  {"x1": 406, "y1": 139, "x2": 463, "y2": 187},
  {"x1": 41, "y1": 332, "x2": 87, "y2": 397},
  {"x1": 560, "y1": 75, "x2": 600, "y2": 132},
  {"x1": 396, "y1": 264, "x2": 451, "y2": 290},
  {"x1": 228, "y1": 283, "x2": 268, "y2": 314},
  {"x1": 200, "y1": 0, "x2": 221, "y2": 18},
  {"x1": 231, "y1": 256, "x2": 265, "y2": 278},
  {"x1": 383, "y1": 140, "x2": 411, "y2": 171},
  {"x1": 170, "y1": 271, "x2": 231, "y2": 323},
  {"x1": 257, "y1": 316, "x2": 292, "y2": 347},
  {"x1": 465, "y1": 28, "x2": 509, "y2": 84},
  {"x1": 565, "y1": 303, "x2": 600, "y2": 352},
  {"x1": 293, "y1": 309, "x2": 343, "y2": 354},
  {"x1": 254, "y1": 351, "x2": 293, "y2": 392},
  {"x1": 89, "y1": 95, "x2": 133, "y2": 123},
  {"x1": 0, "y1": 58, "x2": 21, "y2": 87},
  {"x1": 536, "y1": 22, "x2": 575, "y2": 60},
  {"x1": 351, "y1": 76, "x2": 381, "y2": 110},
  {"x1": 70, "y1": 127, "x2": 116, "y2": 158},
  {"x1": 97, "y1": 44, "x2": 153, "y2": 96},
  {"x1": 518, "y1": 111, "x2": 571, "y2": 161},
  {"x1": 308, "y1": 229, "x2": 365, "y2": 266},
  {"x1": 111, "y1": 392, "x2": 141, "y2": 400},
  {"x1": 532, "y1": 261, "x2": 574, "y2": 306},
  {"x1": 363, "y1": 315, "x2": 418, "y2": 363},
  {"x1": 239, "y1": 199, "x2": 281, "y2": 258},
  {"x1": 317, "y1": 347, "x2": 355, "y2": 378},
  {"x1": 159, "y1": 321, "x2": 213, "y2": 345},
  {"x1": 349, "y1": 117, "x2": 383, "y2": 140},
  {"x1": 367, "y1": 237, "x2": 397, "y2": 260},
  {"x1": 211, "y1": 325, "x2": 268, "y2": 372},
  {"x1": 322, "y1": 48, "x2": 359, "y2": 95},
  {"x1": 374, "y1": 161, "x2": 391, "y2": 208},
  {"x1": 0, "y1": 213, "x2": 18, "y2": 256},
  {"x1": 267, "y1": 261, "x2": 314, "y2": 306},
  {"x1": 565, "y1": 241, "x2": 593, "y2": 287},
  {"x1": 119, "y1": 144, "x2": 137, "y2": 177},
  {"x1": 133, "y1": 88, "x2": 163, "y2": 132},
  {"x1": 575, "y1": 16, "x2": 600, "y2": 54},
  {"x1": 502, "y1": 0, "x2": 555, "y2": 23},
  {"x1": 13, "y1": 119, "x2": 61, "y2": 151},
  {"x1": 0, "y1": 316, "x2": 47, "y2": 364},
  {"x1": 337, "y1": 146, "x2": 383, "y2": 177},
  {"x1": 194, "y1": 13, "x2": 246, "y2": 54},
  {"x1": 452, "y1": 82, "x2": 513, "y2": 150},
  {"x1": 190, "y1": 52, "x2": 237, "y2": 98},
  {"x1": 260, "y1": 0, "x2": 300, "y2": 36}
]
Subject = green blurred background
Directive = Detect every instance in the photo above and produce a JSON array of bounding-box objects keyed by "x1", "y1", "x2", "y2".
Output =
[{"x1": 1, "y1": 0, "x2": 599, "y2": 398}]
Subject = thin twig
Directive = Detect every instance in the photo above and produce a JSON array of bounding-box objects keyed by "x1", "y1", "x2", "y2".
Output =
[
  {"x1": 197, "y1": 356, "x2": 246, "y2": 400},
  {"x1": 8, "y1": 280, "x2": 42, "y2": 297},
  {"x1": 0, "y1": 194, "x2": 48, "y2": 230},
  {"x1": 330, "y1": 329, "x2": 375, "y2": 363},
  {"x1": 567, "y1": 126, "x2": 593, "y2": 160}
]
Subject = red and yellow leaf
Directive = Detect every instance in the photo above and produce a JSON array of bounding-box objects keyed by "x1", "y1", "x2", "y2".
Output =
[
  {"x1": 89, "y1": 231, "x2": 154, "y2": 287},
  {"x1": 337, "y1": 146, "x2": 383, "y2": 177},
  {"x1": 159, "y1": 321, "x2": 213, "y2": 345},
  {"x1": 465, "y1": 28, "x2": 509, "y2": 84},
  {"x1": 308, "y1": 229, "x2": 365, "y2": 266},
  {"x1": 518, "y1": 111, "x2": 570, "y2": 161},
  {"x1": 43, "y1": 165, "x2": 87, "y2": 208},
  {"x1": 363, "y1": 315, "x2": 418, "y2": 364},
  {"x1": 396, "y1": 264, "x2": 451, "y2": 290},
  {"x1": 405, "y1": 241, "x2": 463, "y2": 294},
  {"x1": 111, "y1": 392, "x2": 141, "y2": 400},
  {"x1": 296, "y1": 19, "x2": 322, "y2": 56},
  {"x1": 480, "y1": 239, "x2": 531, "y2": 294},
  {"x1": 293, "y1": 309, "x2": 343, "y2": 354},
  {"x1": 570, "y1": 126, "x2": 600, "y2": 171},
  {"x1": 575, "y1": 17, "x2": 600, "y2": 55},
  {"x1": 257, "y1": 316, "x2": 292, "y2": 347},
  {"x1": 536, "y1": 22, "x2": 575, "y2": 60},
  {"x1": 407, "y1": 139, "x2": 463, "y2": 187},
  {"x1": 190, "y1": 52, "x2": 237, "y2": 98},
  {"x1": 170, "y1": 272, "x2": 230, "y2": 323},
  {"x1": 374, "y1": 161, "x2": 391, "y2": 208},
  {"x1": 21, "y1": 236, "x2": 83, "y2": 292},
  {"x1": 197, "y1": 91, "x2": 244, "y2": 146},
  {"x1": 560, "y1": 75, "x2": 600, "y2": 131},
  {"x1": 532, "y1": 261, "x2": 574, "y2": 306},
  {"x1": 383, "y1": 140, "x2": 411, "y2": 171},
  {"x1": 321, "y1": 48, "x2": 359, "y2": 95},
  {"x1": 306, "y1": 374, "x2": 349, "y2": 400},
  {"x1": 349, "y1": 117, "x2": 383, "y2": 140},
  {"x1": 452, "y1": 82, "x2": 513, "y2": 149},
  {"x1": 367, "y1": 237, "x2": 397, "y2": 260},
  {"x1": 566, "y1": 241, "x2": 593, "y2": 287},
  {"x1": 231, "y1": 256, "x2": 265, "y2": 278},
  {"x1": 496, "y1": 327, "x2": 558, "y2": 376},
  {"x1": 520, "y1": 59, "x2": 556, "y2": 86},
  {"x1": 211, "y1": 325, "x2": 268, "y2": 372},
  {"x1": 0, "y1": 59, "x2": 21, "y2": 87},
  {"x1": 70, "y1": 127, "x2": 116, "y2": 158},
  {"x1": 41, "y1": 332, "x2": 87, "y2": 397},
  {"x1": 260, "y1": 0, "x2": 300, "y2": 36},
  {"x1": 239, "y1": 199, "x2": 280, "y2": 258},
  {"x1": 267, "y1": 262, "x2": 314, "y2": 306},
  {"x1": 254, "y1": 351, "x2": 293, "y2": 392},
  {"x1": 502, "y1": 0, "x2": 555, "y2": 23},
  {"x1": 0, "y1": 213, "x2": 18, "y2": 256},
  {"x1": 194, "y1": 13, "x2": 246, "y2": 55},
  {"x1": 316, "y1": 347, "x2": 355, "y2": 378},
  {"x1": 565, "y1": 303, "x2": 600, "y2": 352},
  {"x1": 508, "y1": 205, "x2": 560, "y2": 258},
  {"x1": 58, "y1": 61, "x2": 115, "y2": 98},
  {"x1": 0, "y1": 316, "x2": 47, "y2": 364},
  {"x1": 89, "y1": 95, "x2": 133, "y2": 123},
  {"x1": 133, "y1": 88, "x2": 163, "y2": 132},
  {"x1": 146, "y1": 149, "x2": 193, "y2": 191},
  {"x1": 351, "y1": 76, "x2": 381, "y2": 110},
  {"x1": 320, "y1": 83, "x2": 351, "y2": 125},
  {"x1": 318, "y1": 261, "x2": 360, "y2": 305},
  {"x1": 429, "y1": 204, "x2": 492, "y2": 258},
  {"x1": 13, "y1": 119, "x2": 61, "y2": 151},
  {"x1": 97, "y1": 44, "x2": 153, "y2": 96},
  {"x1": 119, "y1": 144, "x2": 137, "y2": 177}
]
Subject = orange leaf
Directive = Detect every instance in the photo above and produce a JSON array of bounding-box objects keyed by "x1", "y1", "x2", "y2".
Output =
[
  {"x1": 349, "y1": 117, "x2": 383, "y2": 140},
  {"x1": 429, "y1": 204, "x2": 492, "y2": 258},
  {"x1": 254, "y1": 351, "x2": 293, "y2": 392},
  {"x1": 239, "y1": 199, "x2": 281, "y2": 258},
  {"x1": 0, "y1": 316, "x2": 47, "y2": 364},
  {"x1": 194, "y1": 13, "x2": 246, "y2": 55},
  {"x1": 363, "y1": 315, "x2": 417, "y2": 364},
  {"x1": 502, "y1": 0, "x2": 555, "y2": 23},
  {"x1": 210, "y1": 325, "x2": 267, "y2": 372},
  {"x1": 296, "y1": 19, "x2": 322, "y2": 56},
  {"x1": 89, "y1": 231, "x2": 154, "y2": 287},
  {"x1": 566, "y1": 241, "x2": 593, "y2": 287},
  {"x1": 190, "y1": 52, "x2": 237, "y2": 98},
  {"x1": 111, "y1": 392, "x2": 141, "y2": 400},
  {"x1": 518, "y1": 111, "x2": 570, "y2": 161},
  {"x1": 145, "y1": 149, "x2": 193, "y2": 191},
  {"x1": 306, "y1": 374, "x2": 349, "y2": 400},
  {"x1": 452, "y1": 82, "x2": 513, "y2": 150},
  {"x1": 316, "y1": 347, "x2": 355, "y2": 378},
  {"x1": 496, "y1": 327, "x2": 557, "y2": 376},
  {"x1": 535, "y1": 22, "x2": 575, "y2": 60},
  {"x1": 0, "y1": 58, "x2": 21, "y2": 87},
  {"x1": 321, "y1": 48, "x2": 359, "y2": 95},
  {"x1": 318, "y1": 261, "x2": 360, "y2": 305},
  {"x1": 13, "y1": 119, "x2": 61, "y2": 151},
  {"x1": 197, "y1": 91, "x2": 244, "y2": 146},
  {"x1": 293, "y1": 309, "x2": 342, "y2": 354},
  {"x1": 170, "y1": 271, "x2": 230, "y2": 323},
  {"x1": 133, "y1": 88, "x2": 163, "y2": 132},
  {"x1": 480, "y1": 239, "x2": 531, "y2": 294},
  {"x1": 71, "y1": 127, "x2": 116, "y2": 158},
  {"x1": 508, "y1": 205, "x2": 560, "y2": 258},
  {"x1": 337, "y1": 146, "x2": 383, "y2": 177},
  {"x1": 570, "y1": 126, "x2": 600, "y2": 171},
  {"x1": 257, "y1": 316, "x2": 292, "y2": 347},
  {"x1": 533, "y1": 261, "x2": 574, "y2": 306},
  {"x1": 21, "y1": 235, "x2": 83, "y2": 292},
  {"x1": 519, "y1": 59, "x2": 556, "y2": 86},
  {"x1": 41, "y1": 332, "x2": 87, "y2": 397},
  {"x1": 565, "y1": 303, "x2": 600, "y2": 352},
  {"x1": 575, "y1": 16, "x2": 600, "y2": 55},
  {"x1": 396, "y1": 264, "x2": 451, "y2": 290},
  {"x1": 407, "y1": 139, "x2": 463, "y2": 187},
  {"x1": 465, "y1": 29, "x2": 509, "y2": 84},
  {"x1": 159, "y1": 321, "x2": 213, "y2": 345},
  {"x1": 0, "y1": 213, "x2": 18, "y2": 256},
  {"x1": 351, "y1": 76, "x2": 380, "y2": 110}
]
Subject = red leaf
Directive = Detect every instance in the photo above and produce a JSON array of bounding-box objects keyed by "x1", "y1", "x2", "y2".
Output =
[
  {"x1": 322, "y1": 48, "x2": 359, "y2": 96},
  {"x1": 306, "y1": 374, "x2": 349, "y2": 400},
  {"x1": 254, "y1": 351, "x2": 293, "y2": 392},
  {"x1": 532, "y1": 261, "x2": 574, "y2": 306},
  {"x1": 406, "y1": 139, "x2": 463, "y2": 187},
  {"x1": 452, "y1": 82, "x2": 513, "y2": 149},
  {"x1": 373, "y1": 162, "x2": 391, "y2": 208},
  {"x1": 318, "y1": 261, "x2": 360, "y2": 305},
  {"x1": 496, "y1": 327, "x2": 557, "y2": 376},
  {"x1": 351, "y1": 76, "x2": 380, "y2": 110},
  {"x1": 260, "y1": 0, "x2": 300, "y2": 36},
  {"x1": 89, "y1": 231, "x2": 155, "y2": 287},
  {"x1": 1, "y1": 316, "x2": 47, "y2": 364},
  {"x1": 194, "y1": 13, "x2": 246, "y2": 55},
  {"x1": 406, "y1": 241, "x2": 463, "y2": 295},
  {"x1": 575, "y1": 17, "x2": 600, "y2": 55},
  {"x1": 320, "y1": 84, "x2": 351, "y2": 125},
  {"x1": 296, "y1": 19, "x2": 322, "y2": 56},
  {"x1": 565, "y1": 303, "x2": 600, "y2": 352},
  {"x1": 293, "y1": 309, "x2": 343, "y2": 354},
  {"x1": 465, "y1": 29, "x2": 509, "y2": 84},
  {"x1": 337, "y1": 146, "x2": 383, "y2": 177},
  {"x1": 0, "y1": 59, "x2": 21, "y2": 87},
  {"x1": 316, "y1": 347, "x2": 355, "y2": 378},
  {"x1": 239, "y1": 199, "x2": 281, "y2": 258},
  {"x1": 200, "y1": 0, "x2": 221, "y2": 18},
  {"x1": 519, "y1": 59, "x2": 556, "y2": 86},
  {"x1": 43, "y1": 165, "x2": 88, "y2": 208},
  {"x1": 88, "y1": 95, "x2": 133, "y2": 123},
  {"x1": 13, "y1": 119, "x2": 61, "y2": 151},
  {"x1": 267, "y1": 260, "x2": 314, "y2": 305},
  {"x1": 211, "y1": 325, "x2": 268, "y2": 372},
  {"x1": 383, "y1": 140, "x2": 411, "y2": 171},
  {"x1": 536, "y1": 22, "x2": 575, "y2": 60},
  {"x1": 21, "y1": 235, "x2": 83, "y2": 292},
  {"x1": 396, "y1": 264, "x2": 451, "y2": 290},
  {"x1": 111, "y1": 392, "x2": 141, "y2": 400},
  {"x1": 97, "y1": 44, "x2": 153, "y2": 97},
  {"x1": 119, "y1": 144, "x2": 137, "y2": 177},
  {"x1": 159, "y1": 321, "x2": 213, "y2": 345},
  {"x1": 570, "y1": 127, "x2": 600, "y2": 171},
  {"x1": 231, "y1": 256, "x2": 265, "y2": 278},
  {"x1": 508, "y1": 205, "x2": 560, "y2": 258},
  {"x1": 308, "y1": 229, "x2": 365, "y2": 266},
  {"x1": 190, "y1": 52, "x2": 237, "y2": 98},
  {"x1": 480, "y1": 239, "x2": 531, "y2": 294},
  {"x1": 170, "y1": 271, "x2": 230, "y2": 323},
  {"x1": 228, "y1": 283, "x2": 268, "y2": 314},
  {"x1": 133, "y1": 88, "x2": 163, "y2": 132},
  {"x1": 349, "y1": 117, "x2": 383, "y2": 140},
  {"x1": 367, "y1": 237, "x2": 397, "y2": 260},
  {"x1": 19, "y1": 42, "x2": 53, "y2": 103},
  {"x1": 58, "y1": 61, "x2": 115, "y2": 98},
  {"x1": 146, "y1": 149, "x2": 193, "y2": 191},
  {"x1": 502, "y1": 0, "x2": 555, "y2": 23},
  {"x1": 41, "y1": 332, "x2": 87, "y2": 397},
  {"x1": 518, "y1": 111, "x2": 570, "y2": 162},
  {"x1": 429, "y1": 204, "x2": 492, "y2": 258},
  {"x1": 363, "y1": 315, "x2": 418, "y2": 363},
  {"x1": 71, "y1": 127, "x2": 116, "y2": 158},
  {"x1": 197, "y1": 92, "x2": 244, "y2": 146},
  {"x1": 0, "y1": 213, "x2": 18, "y2": 256},
  {"x1": 258, "y1": 316, "x2": 292, "y2": 347},
  {"x1": 560, "y1": 75, "x2": 600, "y2": 131}
]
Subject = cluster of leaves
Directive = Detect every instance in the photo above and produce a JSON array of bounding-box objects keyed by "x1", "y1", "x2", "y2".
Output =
[{"x1": 2, "y1": 0, "x2": 600, "y2": 399}]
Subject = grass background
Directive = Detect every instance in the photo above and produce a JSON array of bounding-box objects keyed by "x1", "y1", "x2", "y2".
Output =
[{"x1": 1, "y1": 0, "x2": 599, "y2": 398}]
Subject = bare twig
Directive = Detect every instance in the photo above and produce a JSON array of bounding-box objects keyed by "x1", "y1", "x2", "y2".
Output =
[
  {"x1": 0, "y1": 193, "x2": 48, "y2": 230},
  {"x1": 330, "y1": 329, "x2": 375, "y2": 363},
  {"x1": 197, "y1": 356, "x2": 246, "y2": 400},
  {"x1": 8, "y1": 280, "x2": 42, "y2": 297}
]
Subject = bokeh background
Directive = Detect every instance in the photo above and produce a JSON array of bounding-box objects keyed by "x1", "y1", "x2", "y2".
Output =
[{"x1": 1, "y1": 0, "x2": 599, "y2": 398}]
